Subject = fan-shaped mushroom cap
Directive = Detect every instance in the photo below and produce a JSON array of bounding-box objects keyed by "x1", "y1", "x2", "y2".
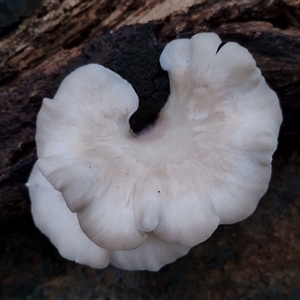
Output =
[{"x1": 27, "y1": 32, "x2": 282, "y2": 271}]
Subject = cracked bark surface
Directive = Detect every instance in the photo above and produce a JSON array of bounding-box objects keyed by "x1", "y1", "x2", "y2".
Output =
[{"x1": 1, "y1": 0, "x2": 299, "y2": 221}]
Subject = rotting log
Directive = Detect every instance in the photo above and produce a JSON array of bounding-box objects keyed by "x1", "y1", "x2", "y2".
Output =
[
  {"x1": 0, "y1": 0, "x2": 299, "y2": 222},
  {"x1": 0, "y1": 1, "x2": 300, "y2": 299}
]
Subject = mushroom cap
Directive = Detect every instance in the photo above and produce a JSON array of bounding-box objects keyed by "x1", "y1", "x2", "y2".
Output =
[{"x1": 27, "y1": 32, "x2": 282, "y2": 271}]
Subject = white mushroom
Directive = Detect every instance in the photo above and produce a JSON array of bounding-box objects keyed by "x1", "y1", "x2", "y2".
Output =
[{"x1": 27, "y1": 32, "x2": 282, "y2": 271}]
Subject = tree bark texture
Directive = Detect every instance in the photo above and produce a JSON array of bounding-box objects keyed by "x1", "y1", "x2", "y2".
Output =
[
  {"x1": 1, "y1": 0, "x2": 299, "y2": 221},
  {"x1": 0, "y1": 0, "x2": 300, "y2": 298}
]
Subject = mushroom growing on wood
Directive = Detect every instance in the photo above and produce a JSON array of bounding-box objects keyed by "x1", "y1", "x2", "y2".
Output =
[{"x1": 27, "y1": 32, "x2": 282, "y2": 271}]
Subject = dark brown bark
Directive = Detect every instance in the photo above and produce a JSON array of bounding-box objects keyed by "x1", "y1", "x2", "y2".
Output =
[
  {"x1": 0, "y1": 0, "x2": 300, "y2": 299},
  {"x1": 1, "y1": 0, "x2": 299, "y2": 221}
]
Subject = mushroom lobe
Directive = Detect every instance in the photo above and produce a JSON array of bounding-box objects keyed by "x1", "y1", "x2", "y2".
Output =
[{"x1": 27, "y1": 33, "x2": 282, "y2": 271}]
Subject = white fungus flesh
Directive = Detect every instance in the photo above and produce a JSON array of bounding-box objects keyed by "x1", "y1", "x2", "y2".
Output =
[{"x1": 27, "y1": 32, "x2": 282, "y2": 271}]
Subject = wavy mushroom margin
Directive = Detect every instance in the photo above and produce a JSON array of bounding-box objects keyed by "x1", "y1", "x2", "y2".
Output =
[{"x1": 27, "y1": 33, "x2": 282, "y2": 271}]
